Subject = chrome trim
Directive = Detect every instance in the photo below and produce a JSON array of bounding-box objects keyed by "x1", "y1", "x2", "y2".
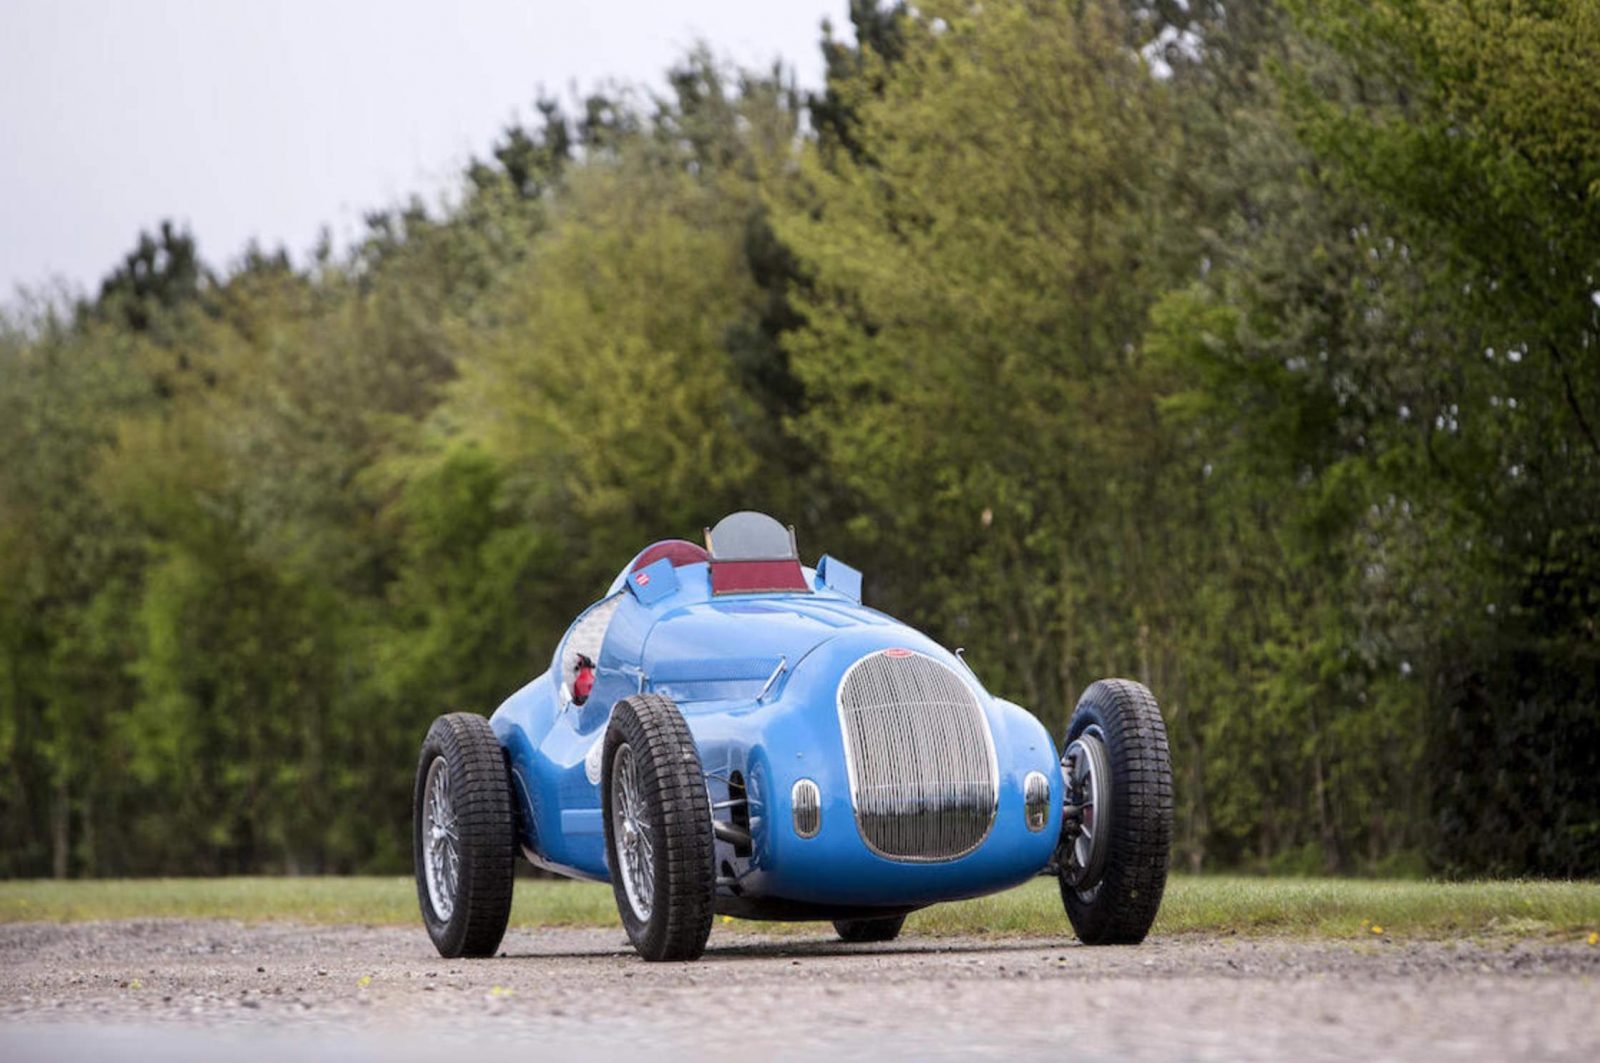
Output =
[
  {"x1": 1024, "y1": 770, "x2": 1050, "y2": 831},
  {"x1": 792, "y1": 779, "x2": 821, "y2": 839},
  {"x1": 836, "y1": 650, "x2": 999, "y2": 862},
  {"x1": 1062, "y1": 732, "x2": 1111, "y2": 889},
  {"x1": 758, "y1": 655, "x2": 788, "y2": 702},
  {"x1": 422, "y1": 756, "x2": 459, "y2": 920},
  {"x1": 713, "y1": 820, "x2": 752, "y2": 847},
  {"x1": 520, "y1": 843, "x2": 607, "y2": 883},
  {"x1": 610, "y1": 743, "x2": 655, "y2": 921},
  {"x1": 952, "y1": 646, "x2": 983, "y2": 685}
]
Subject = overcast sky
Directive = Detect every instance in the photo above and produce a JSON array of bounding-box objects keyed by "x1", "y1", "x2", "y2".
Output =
[{"x1": 0, "y1": 0, "x2": 846, "y2": 301}]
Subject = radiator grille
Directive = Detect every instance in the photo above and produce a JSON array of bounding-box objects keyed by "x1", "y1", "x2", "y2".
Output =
[{"x1": 837, "y1": 650, "x2": 997, "y2": 861}]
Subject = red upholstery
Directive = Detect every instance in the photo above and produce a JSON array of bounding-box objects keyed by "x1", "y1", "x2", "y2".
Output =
[
  {"x1": 711, "y1": 558, "x2": 811, "y2": 595},
  {"x1": 630, "y1": 539, "x2": 710, "y2": 572}
]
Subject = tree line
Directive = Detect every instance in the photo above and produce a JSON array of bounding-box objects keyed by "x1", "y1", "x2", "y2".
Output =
[{"x1": 2, "y1": 0, "x2": 1595, "y2": 879}]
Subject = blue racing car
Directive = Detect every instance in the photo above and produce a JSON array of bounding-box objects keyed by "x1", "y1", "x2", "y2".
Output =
[{"x1": 414, "y1": 511, "x2": 1172, "y2": 961}]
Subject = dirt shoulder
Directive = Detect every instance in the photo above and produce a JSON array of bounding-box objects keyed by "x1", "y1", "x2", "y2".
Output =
[{"x1": 2, "y1": 921, "x2": 1598, "y2": 1061}]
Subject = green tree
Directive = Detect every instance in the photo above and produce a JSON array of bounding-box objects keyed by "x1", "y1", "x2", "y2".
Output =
[
  {"x1": 1281, "y1": 0, "x2": 1600, "y2": 873},
  {"x1": 775, "y1": 0, "x2": 1181, "y2": 723}
]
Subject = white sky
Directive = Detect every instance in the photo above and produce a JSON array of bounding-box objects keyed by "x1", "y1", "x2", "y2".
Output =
[{"x1": 0, "y1": 0, "x2": 847, "y2": 300}]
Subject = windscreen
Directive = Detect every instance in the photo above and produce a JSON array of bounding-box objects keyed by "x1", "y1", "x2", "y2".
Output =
[{"x1": 705, "y1": 511, "x2": 797, "y2": 561}]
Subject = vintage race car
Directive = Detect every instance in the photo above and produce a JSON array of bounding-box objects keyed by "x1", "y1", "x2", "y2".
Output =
[{"x1": 413, "y1": 511, "x2": 1173, "y2": 961}]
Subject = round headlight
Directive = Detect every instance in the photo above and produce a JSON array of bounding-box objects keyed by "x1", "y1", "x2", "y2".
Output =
[
  {"x1": 1024, "y1": 771, "x2": 1051, "y2": 831},
  {"x1": 792, "y1": 779, "x2": 821, "y2": 838}
]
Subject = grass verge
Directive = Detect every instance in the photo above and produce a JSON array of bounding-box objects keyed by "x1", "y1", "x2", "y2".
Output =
[{"x1": 1, "y1": 875, "x2": 1596, "y2": 941}]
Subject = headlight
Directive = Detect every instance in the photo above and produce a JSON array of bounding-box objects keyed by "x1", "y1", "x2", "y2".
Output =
[
  {"x1": 1024, "y1": 771, "x2": 1050, "y2": 831},
  {"x1": 792, "y1": 779, "x2": 821, "y2": 838}
]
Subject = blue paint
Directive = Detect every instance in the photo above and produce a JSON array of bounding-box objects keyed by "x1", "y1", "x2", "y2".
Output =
[
  {"x1": 814, "y1": 553, "x2": 862, "y2": 601},
  {"x1": 487, "y1": 540, "x2": 1062, "y2": 919},
  {"x1": 625, "y1": 555, "x2": 679, "y2": 605}
]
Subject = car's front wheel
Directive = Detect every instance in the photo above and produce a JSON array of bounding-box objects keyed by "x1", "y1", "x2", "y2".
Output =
[
  {"x1": 1057, "y1": 679, "x2": 1173, "y2": 945},
  {"x1": 413, "y1": 712, "x2": 516, "y2": 958},
  {"x1": 603, "y1": 694, "x2": 716, "y2": 961}
]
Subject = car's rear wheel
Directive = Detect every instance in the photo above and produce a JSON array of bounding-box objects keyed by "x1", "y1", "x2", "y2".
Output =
[
  {"x1": 1057, "y1": 679, "x2": 1172, "y2": 945},
  {"x1": 603, "y1": 694, "x2": 715, "y2": 962},
  {"x1": 833, "y1": 915, "x2": 906, "y2": 943},
  {"x1": 414, "y1": 712, "x2": 516, "y2": 958}
]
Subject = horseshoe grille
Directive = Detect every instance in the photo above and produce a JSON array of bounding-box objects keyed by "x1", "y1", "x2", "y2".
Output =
[{"x1": 837, "y1": 651, "x2": 998, "y2": 861}]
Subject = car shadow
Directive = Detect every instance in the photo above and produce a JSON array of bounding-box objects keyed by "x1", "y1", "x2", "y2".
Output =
[
  {"x1": 708, "y1": 937, "x2": 1066, "y2": 960},
  {"x1": 503, "y1": 936, "x2": 1070, "y2": 962}
]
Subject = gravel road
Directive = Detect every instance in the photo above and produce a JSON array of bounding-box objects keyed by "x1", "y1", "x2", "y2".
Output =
[{"x1": 2, "y1": 920, "x2": 1598, "y2": 1061}]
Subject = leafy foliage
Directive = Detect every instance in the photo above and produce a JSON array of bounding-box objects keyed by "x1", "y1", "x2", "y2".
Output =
[{"x1": 1, "y1": 0, "x2": 1594, "y2": 877}]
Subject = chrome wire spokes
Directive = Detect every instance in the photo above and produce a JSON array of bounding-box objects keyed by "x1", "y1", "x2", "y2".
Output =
[
  {"x1": 1062, "y1": 731, "x2": 1111, "y2": 890},
  {"x1": 423, "y1": 756, "x2": 460, "y2": 921},
  {"x1": 611, "y1": 744, "x2": 655, "y2": 921}
]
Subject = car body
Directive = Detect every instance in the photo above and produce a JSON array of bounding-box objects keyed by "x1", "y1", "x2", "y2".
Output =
[{"x1": 490, "y1": 512, "x2": 1059, "y2": 920}]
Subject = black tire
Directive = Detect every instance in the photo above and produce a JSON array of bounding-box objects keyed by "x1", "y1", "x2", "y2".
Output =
[
  {"x1": 602, "y1": 694, "x2": 715, "y2": 962},
  {"x1": 1058, "y1": 679, "x2": 1172, "y2": 945},
  {"x1": 833, "y1": 915, "x2": 906, "y2": 943},
  {"x1": 413, "y1": 712, "x2": 516, "y2": 958}
]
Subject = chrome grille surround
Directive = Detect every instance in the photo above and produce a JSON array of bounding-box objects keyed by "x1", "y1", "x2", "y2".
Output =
[{"x1": 836, "y1": 650, "x2": 999, "y2": 862}]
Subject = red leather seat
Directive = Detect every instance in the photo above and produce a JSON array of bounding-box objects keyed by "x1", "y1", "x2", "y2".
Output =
[{"x1": 630, "y1": 539, "x2": 710, "y2": 572}]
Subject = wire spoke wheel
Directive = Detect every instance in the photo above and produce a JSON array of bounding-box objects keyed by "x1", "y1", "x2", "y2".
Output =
[
  {"x1": 611, "y1": 743, "x2": 656, "y2": 922},
  {"x1": 422, "y1": 756, "x2": 460, "y2": 921},
  {"x1": 1061, "y1": 730, "x2": 1111, "y2": 893}
]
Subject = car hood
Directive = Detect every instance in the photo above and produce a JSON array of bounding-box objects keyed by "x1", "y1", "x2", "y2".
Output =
[{"x1": 639, "y1": 595, "x2": 902, "y2": 686}]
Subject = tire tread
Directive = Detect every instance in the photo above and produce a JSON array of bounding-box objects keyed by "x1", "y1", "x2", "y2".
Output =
[
  {"x1": 604, "y1": 694, "x2": 715, "y2": 962},
  {"x1": 414, "y1": 712, "x2": 516, "y2": 959},
  {"x1": 1060, "y1": 679, "x2": 1173, "y2": 945}
]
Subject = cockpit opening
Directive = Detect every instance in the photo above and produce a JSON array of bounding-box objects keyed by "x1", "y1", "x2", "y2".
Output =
[{"x1": 705, "y1": 512, "x2": 809, "y2": 594}]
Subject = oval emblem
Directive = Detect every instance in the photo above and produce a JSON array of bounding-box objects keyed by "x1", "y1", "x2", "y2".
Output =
[
  {"x1": 635, "y1": 571, "x2": 651, "y2": 586},
  {"x1": 884, "y1": 647, "x2": 913, "y2": 658}
]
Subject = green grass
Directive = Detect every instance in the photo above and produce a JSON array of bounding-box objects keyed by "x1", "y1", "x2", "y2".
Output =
[
  {"x1": 0, "y1": 876, "x2": 618, "y2": 929},
  {"x1": 912, "y1": 876, "x2": 1600, "y2": 941},
  {"x1": 2, "y1": 875, "x2": 1597, "y2": 941}
]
